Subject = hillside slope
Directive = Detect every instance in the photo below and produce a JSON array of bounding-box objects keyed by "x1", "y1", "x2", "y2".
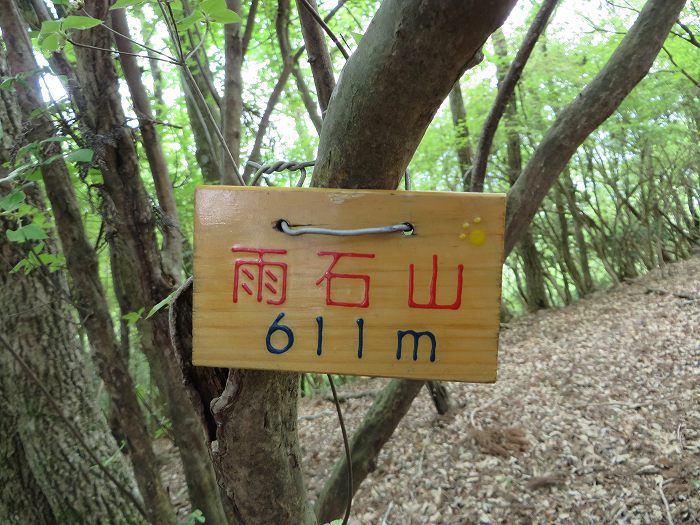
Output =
[{"x1": 300, "y1": 256, "x2": 700, "y2": 524}]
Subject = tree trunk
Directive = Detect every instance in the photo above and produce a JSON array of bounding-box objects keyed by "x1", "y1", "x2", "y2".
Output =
[
  {"x1": 493, "y1": 29, "x2": 548, "y2": 312},
  {"x1": 426, "y1": 381, "x2": 451, "y2": 415},
  {"x1": 0, "y1": 183, "x2": 147, "y2": 524},
  {"x1": 296, "y1": 0, "x2": 335, "y2": 115},
  {"x1": 312, "y1": 0, "x2": 517, "y2": 190},
  {"x1": 71, "y1": 2, "x2": 228, "y2": 522},
  {"x1": 111, "y1": 8, "x2": 184, "y2": 280},
  {"x1": 0, "y1": 5, "x2": 175, "y2": 522},
  {"x1": 222, "y1": 0, "x2": 243, "y2": 185},
  {"x1": 448, "y1": 81, "x2": 474, "y2": 190}
]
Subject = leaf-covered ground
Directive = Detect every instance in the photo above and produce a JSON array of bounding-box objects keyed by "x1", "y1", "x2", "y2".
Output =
[{"x1": 299, "y1": 255, "x2": 700, "y2": 524}]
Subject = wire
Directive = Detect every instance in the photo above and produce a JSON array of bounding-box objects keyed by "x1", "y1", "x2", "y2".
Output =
[
  {"x1": 327, "y1": 374, "x2": 352, "y2": 525},
  {"x1": 277, "y1": 219, "x2": 414, "y2": 237}
]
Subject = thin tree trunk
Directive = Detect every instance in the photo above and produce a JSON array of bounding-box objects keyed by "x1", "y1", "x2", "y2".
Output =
[
  {"x1": 448, "y1": 81, "x2": 473, "y2": 190},
  {"x1": 292, "y1": 65, "x2": 323, "y2": 133},
  {"x1": 426, "y1": 381, "x2": 450, "y2": 415},
  {"x1": 296, "y1": 0, "x2": 335, "y2": 115},
  {"x1": 111, "y1": 8, "x2": 184, "y2": 280},
  {"x1": 71, "y1": 2, "x2": 228, "y2": 522},
  {"x1": 184, "y1": 82, "x2": 225, "y2": 183},
  {"x1": 470, "y1": 0, "x2": 559, "y2": 192},
  {"x1": 222, "y1": 0, "x2": 243, "y2": 185},
  {"x1": 0, "y1": 6, "x2": 175, "y2": 523},
  {"x1": 493, "y1": 29, "x2": 548, "y2": 312}
]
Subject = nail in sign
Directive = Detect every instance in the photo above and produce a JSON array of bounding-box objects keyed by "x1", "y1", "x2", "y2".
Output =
[{"x1": 193, "y1": 186, "x2": 505, "y2": 382}]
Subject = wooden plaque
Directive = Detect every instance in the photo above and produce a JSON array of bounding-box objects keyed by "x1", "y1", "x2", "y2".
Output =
[{"x1": 193, "y1": 186, "x2": 505, "y2": 382}]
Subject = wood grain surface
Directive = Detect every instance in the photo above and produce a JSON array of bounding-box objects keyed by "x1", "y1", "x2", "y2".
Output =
[{"x1": 193, "y1": 186, "x2": 505, "y2": 382}]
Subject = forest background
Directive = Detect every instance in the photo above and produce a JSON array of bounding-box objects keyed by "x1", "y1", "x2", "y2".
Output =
[{"x1": 0, "y1": 0, "x2": 698, "y2": 523}]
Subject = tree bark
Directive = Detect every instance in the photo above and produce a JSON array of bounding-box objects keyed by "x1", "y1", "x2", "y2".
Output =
[
  {"x1": 0, "y1": 56, "x2": 56, "y2": 525},
  {"x1": 506, "y1": 0, "x2": 688, "y2": 254},
  {"x1": 71, "y1": 2, "x2": 228, "y2": 522},
  {"x1": 0, "y1": 184, "x2": 147, "y2": 524},
  {"x1": 492, "y1": 29, "x2": 548, "y2": 312},
  {"x1": 111, "y1": 8, "x2": 184, "y2": 280},
  {"x1": 448, "y1": 82, "x2": 473, "y2": 190},
  {"x1": 222, "y1": 0, "x2": 244, "y2": 185},
  {"x1": 0, "y1": 5, "x2": 175, "y2": 522},
  {"x1": 296, "y1": 0, "x2": 336, "y2": 115},
  {"x1": 470, "y1": 0, "x2": 559, "y2": 192},
  {"x1": 312, "y1": 0, "x2": 518, "y2": 190}
]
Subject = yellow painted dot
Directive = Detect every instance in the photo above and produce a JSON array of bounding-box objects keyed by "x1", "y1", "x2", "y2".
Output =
[
  {"x1": 458, "y1": 233, "x2": 467, "y2": 240},
  {"x1": 469, "y1": 229, "x2": 486, "y2": 246},
  {"x1": 462, "y1": 222, "x2": 470, "y2": 229},
  {"x1": 473, "y1": 216, "x2": 482, "y2": 224}
]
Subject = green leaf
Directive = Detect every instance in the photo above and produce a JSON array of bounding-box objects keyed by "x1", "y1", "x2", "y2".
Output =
[
  {"x1": 122, "y1": 307, "x2": 144, "y2": 327},
  {"x1": 65, "y1": 148, "x2": 94, "y2": 163},
  {"x1": 110, "y1": 0, "x2": 144, "y2": 9},
  {"x1": 200, "y1": 0, "x2": 241, "y2": 23},
  {"x1": 351, "y1": 31, "x2": 364, "y2": 44},
  {"x1": 208, "y1": 8, "x2": 242, "y2": 23},
  {"x1": 0, "y1": 77, "x2": 13, "y2": 91},
  {"x1": 22, "y1": 223, "x2": 48, "y2": 241},
  {"x1": 25, "y1": 169, "x2": 43, "y2": 182},
  {"x1": 38, "y1": 252, "x2": 66, "y2": 271},
  {"x1": 61, "y1": 15, "x2": 103, "y2": 30},
  {"x1": 1, "y1": 164, "x2": 33, "y2": 184},
  {"x1": 40, "y1": 20, "x2": 61, "y2": 34},
  {"x1": 199, "y1": 0, "x2": 225, "y2": 14},
  {"x1": 323, "y1": 521, "x2": 343, "y2": 525},
  {"x1": 146, "y1": 290, "x2": 177, "y2": 319},
  {"x1": 40, "y1": 33, "x2": 61, "y2": 52},
  {"x1": 6, "y1": 228, "x2": 26, "y2": 242},
  {"x1": 0, "y1": 190, "x2": 26, "y2": 212},
  {"x1": 176, "y1": 11, "x2": 203, "y2": 30}
]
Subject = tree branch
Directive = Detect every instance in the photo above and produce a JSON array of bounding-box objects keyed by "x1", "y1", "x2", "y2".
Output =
[
  {"x1": 470, "y1": 0, "x2": 560, "y2": 192},
  {"x1": 505, "y1": 0, "x2": 687, "y2": 255}
]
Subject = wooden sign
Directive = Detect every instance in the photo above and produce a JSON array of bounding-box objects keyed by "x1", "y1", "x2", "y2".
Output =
[{"x1": 193, "y1": 186, "x2": 505, "y2": 382}]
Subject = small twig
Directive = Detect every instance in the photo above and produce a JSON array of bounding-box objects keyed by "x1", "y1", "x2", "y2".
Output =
[
  {"x1": 298, "y1": 409, "x2": 335, "y2": 421},
  {"x1": 657, "y1": 476, "x2": 674, "y2": 525},
  {"x1": 381, "y1": 501, "x2": 394, "y2": 525},
  {"x1": 65, "y1": 36, "x2": 179, "y2": 65},
  {"x1": 470, "y1": 397, "x2": 499, "y2": 430},
  {"x1": 323, "y1": 389, "x2": 377, "y2": 402}
]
